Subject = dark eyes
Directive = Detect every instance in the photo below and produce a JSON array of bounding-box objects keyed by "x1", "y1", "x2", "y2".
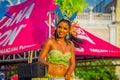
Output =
[
  {"x1": 64, "y1": 27, "x2": 68, "y2": 30},
  {"x1": 58, "y1": 26, "x2": 68, "y2": 30}
]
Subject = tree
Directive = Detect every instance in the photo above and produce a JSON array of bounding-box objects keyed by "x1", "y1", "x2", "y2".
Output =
[{"x1": 75, "y1": 60, "x2": 119, "y2": 80}]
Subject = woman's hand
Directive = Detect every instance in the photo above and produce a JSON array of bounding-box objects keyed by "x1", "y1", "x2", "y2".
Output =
[
  {"x1": 65, "y1": 74, "x2": 71, "y2": 80},
  {"x1": 48, "y1": 63, "x2": 53, "y2": 73}
]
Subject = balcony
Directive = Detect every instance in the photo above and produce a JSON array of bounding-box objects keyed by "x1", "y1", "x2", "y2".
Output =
[{"x1": 75, "y1": 12, "x2": 113, "y2": 25}]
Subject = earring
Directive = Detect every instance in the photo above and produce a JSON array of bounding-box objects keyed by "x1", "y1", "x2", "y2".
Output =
[{"x1": 66, "y1": 33, "x2": 69, "y2": 40}]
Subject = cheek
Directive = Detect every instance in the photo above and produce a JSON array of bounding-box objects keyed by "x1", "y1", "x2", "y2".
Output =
[
  {"x1": 64, "y1": 31, "x2": 69, "y2": 36},
  {"x1": 65, "y1": 30, "x2": 69, "y2": 34}
]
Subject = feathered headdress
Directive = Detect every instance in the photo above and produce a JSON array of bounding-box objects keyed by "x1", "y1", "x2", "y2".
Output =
[
  {"x1": 54, "y1": 0, "x2": 89, "y2": 47},
  {"x1": 55, "y1": 0, "x2": 88, "y2": 20}
]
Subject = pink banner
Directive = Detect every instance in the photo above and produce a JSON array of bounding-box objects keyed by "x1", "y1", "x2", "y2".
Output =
[
  {"x1": 74, "y1": 26, "x2": 120, "y2": 57},
  {"x1": 0, "y1": 0, "x2": 52, "y2": 56},
  {"x1": 0, "y1": 0, "x2": 120, "y2": 57}
]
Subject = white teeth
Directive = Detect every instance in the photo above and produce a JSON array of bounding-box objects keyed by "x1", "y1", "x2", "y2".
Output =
[
  {"x1": 59, "y1": 32, "x2": 63, "y2": 35},
  {"x1": 60, "y1": 33, "x2": 63, "y2": 35}
]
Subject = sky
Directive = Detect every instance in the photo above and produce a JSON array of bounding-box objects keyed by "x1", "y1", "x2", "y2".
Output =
[
  {"x1": 85, "y1": 0, "x2": 113, "y2": 7},
  {"x1": 85, "y1": 0, "x2": 102, "y2": 7}
]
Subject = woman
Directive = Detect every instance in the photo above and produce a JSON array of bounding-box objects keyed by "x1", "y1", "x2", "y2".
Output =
[{"x1": 39, "y1": 19, "x2": 75, "y2": 80}]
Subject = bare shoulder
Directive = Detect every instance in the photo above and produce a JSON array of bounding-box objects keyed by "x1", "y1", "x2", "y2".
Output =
[
  {"x1": 45, "y1": 38, "x2": 55, "y2": 45},
  {"x1": 68, "y1": 40, "x2": 74, "y2": 47}
]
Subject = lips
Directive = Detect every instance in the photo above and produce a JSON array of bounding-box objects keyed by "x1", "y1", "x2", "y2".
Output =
[
  {"x1": 58, "y1": 31, "x2": 65, "y2": 37},
  {"x1": 59, "y1": 31, "x2": 64, "y2": 35}
]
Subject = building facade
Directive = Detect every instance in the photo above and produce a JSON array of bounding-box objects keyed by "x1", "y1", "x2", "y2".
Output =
[
  {"x1": 76, "y1": 0, "x2": 120, "y2": 79},
  {"x1": 115, "y1": 0, "x2": 120, "y2": 80}
]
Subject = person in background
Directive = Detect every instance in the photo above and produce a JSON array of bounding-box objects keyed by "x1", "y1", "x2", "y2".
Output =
[{"x1": 39, "y1": 18, "x2": 75, "y2": 80}]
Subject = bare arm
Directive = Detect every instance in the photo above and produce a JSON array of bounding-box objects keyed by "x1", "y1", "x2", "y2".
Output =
[
  {"x1": 65, "y1": 42, "x2": 75, "y2": 80},
  {"x1": 38, "y1": 38, "x2": 52, "y2": 66}
]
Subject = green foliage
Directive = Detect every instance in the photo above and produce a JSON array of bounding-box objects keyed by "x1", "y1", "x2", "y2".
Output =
[
  {"x1": 75, "y1": 60, "x2": 119, "y2": 80},
  {"x1": 55, "y1": 0, "x2": 89, "y2": 18},
  {"x1": 10, "y1": 65, "x2": 18, "y2": 76}
]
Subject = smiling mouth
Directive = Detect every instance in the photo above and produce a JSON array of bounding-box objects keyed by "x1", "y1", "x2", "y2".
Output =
[
  {"x1": 59, "y1": 32, "x2": 63, "y2": 35},
  {"x1": 58, "y1": 31, "x2": 65, "y2": 35}
]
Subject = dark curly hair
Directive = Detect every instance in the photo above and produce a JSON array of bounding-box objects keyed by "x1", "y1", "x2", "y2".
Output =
[
  {"x1": 54, "y1": 18, "x2": 83, "y2": 47},
  {"x1": 54, "y1": 18, "x2": 71, "y2": 42}
]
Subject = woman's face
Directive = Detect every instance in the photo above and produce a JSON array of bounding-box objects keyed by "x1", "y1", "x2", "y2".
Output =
[{"x1": 57, "y1": 21, "x2": 70, "y2": 38}]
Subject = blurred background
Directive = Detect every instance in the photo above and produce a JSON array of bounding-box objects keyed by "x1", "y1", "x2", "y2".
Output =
[{"x1": 0, "y1": 0, "x2": 120, "y2": 80}]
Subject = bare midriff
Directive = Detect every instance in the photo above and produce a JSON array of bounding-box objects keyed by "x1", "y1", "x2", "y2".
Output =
[{"x1": 48, "y1": 63, "x2": 68, "y2": 77}]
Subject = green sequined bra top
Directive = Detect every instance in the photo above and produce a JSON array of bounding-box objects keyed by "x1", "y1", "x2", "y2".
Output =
[{"x1": 48, "y1": 50, "x2": 71, "y2": 66}]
